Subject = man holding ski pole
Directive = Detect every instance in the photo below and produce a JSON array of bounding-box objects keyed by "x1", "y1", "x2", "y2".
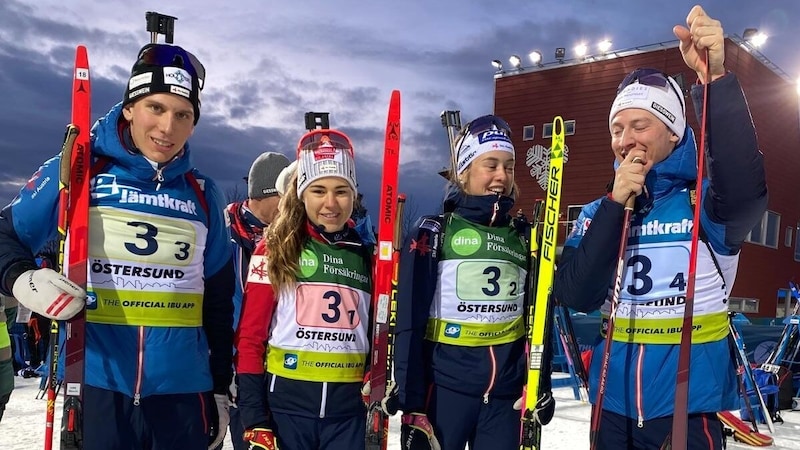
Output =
[
  {"x1": 0, "y1": 22, "x2": 234, "y2": 450},
  {"x1": 554, "y1": 5, "x2": 767, "y2": 450}
]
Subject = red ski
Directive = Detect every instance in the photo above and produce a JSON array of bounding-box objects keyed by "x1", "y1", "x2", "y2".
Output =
[
  {"x1": 61, "y1": 45, "x2": 91, "y2": 450},
  {"x1": 717, "y1": 411, "x2": 773, "y2": 447},
  {"x1": 366, "y1": 90, "x2": 401, "y2": 450}
]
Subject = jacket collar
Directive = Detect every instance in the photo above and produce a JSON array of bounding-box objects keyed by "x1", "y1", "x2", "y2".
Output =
[{"x1": 442, "y1": 183, "x2": 514, "y2": 227}]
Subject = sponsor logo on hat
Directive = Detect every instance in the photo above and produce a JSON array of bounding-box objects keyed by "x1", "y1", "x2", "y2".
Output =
[
  {"x1": 128, "y1": 86, "x2": 151, "y2": 99},
  {"x1": 129, "y1": 72, "x2": 153, "y2": 89},
  {"x1": 458, "y1": 150, "x2": 477, "y2": 171},
  {"x1": 477, "y1": 129, "x2": 510, "y2": 144},
  {"x1": 619, "y1": 84, "x2": 650, "y2": 100},
  {"x1": 170, "y1": 85, "x2": 191, "y2": 99},
  {"x1": 316, "y1": 161, "x2": 340, "y2": 173},
  {"x1": 313, "y1": 144, "x2": 338, "y2": 161},
  {"x1": 163, "y1": 67, "x2": 193, "y2": 90},
  {"x1": 651, "y1": 102, "x2": 676, "y2": 123}
]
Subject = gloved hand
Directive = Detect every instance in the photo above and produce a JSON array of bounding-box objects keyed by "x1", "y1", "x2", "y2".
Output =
[
  {"x1": 228, "y1": 375, "x2": 238, "y2": 408},
  {"x1": 514, "y1": 391, "x2": 555, "y2": 426},
  {"x1": 207, "y1": 393, "x2": 230, "y2": 449},
  {"x1": 12, "y1": 268, "x2": 86, "y2": 320},
  {"x1": 244, "y1": 427, "x2": 279, "y2": 450},
  {"x1": 400, "y1": 413, "x2": 441, "y2": 450},
  {"x1": 360, "y1": 372, "x2": 399, "y2": 415}
]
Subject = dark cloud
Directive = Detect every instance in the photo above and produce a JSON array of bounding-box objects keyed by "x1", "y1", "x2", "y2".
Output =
[{"x1": 1, "y1": 0, "x2": 797, "y2": 222}]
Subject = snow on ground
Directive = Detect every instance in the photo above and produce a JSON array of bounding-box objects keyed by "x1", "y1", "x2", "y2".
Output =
[{"x1": 2, "y1": 376, "x2": 800, "y2": 449}]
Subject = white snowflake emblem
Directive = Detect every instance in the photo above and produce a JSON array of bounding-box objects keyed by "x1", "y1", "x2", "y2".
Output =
[{"x1": 526, "y1": 144, "x2": 569, "y2": 191}]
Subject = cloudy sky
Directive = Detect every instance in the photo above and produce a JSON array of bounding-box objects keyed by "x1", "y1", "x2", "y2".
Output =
[{"x1": 1, "y1": 0, "x2": 797, "y2": 220}]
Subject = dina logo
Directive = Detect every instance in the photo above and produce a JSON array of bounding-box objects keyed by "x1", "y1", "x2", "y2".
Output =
[
  {"x1": 444, "y1": 323, "x2": 461, "y2": 338},
  {"x1": 298, "y1": 249, "x2": 319, "y2": 278},
  {"x1": 450, "y1": 228, "x2": 481, "y2": 256},
  {"x1": 284, "y1": 354, "x2": 298, "y2": 370},
  {"x1": 86, "y1": 292, "x2": 98, "y2": 310}
]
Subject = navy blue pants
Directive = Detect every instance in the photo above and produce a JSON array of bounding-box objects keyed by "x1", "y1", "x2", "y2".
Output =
[
  {"x1": 427, "y1": 384, "x2": 519, "y2": 450},
  {"x1": 595, "y1": 409, "x2": 724, "y2": 450},
  {"x1": 0, "y1": 391, "x2": 10, "y2": 422},
  {"x1": 271, "y1": 411, "x2": 366, "y2": 450},
  {"x1": 83, "y1": 385, "x2": 213, "y2": 450}
]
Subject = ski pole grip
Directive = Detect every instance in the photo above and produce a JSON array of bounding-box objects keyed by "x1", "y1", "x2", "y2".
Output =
[
  {"x1": 624, "y1": 195, "x2": 635, "y2": 211},
  {"x1": 624, "y1": 156, "x2": 644, "y2": 211}
]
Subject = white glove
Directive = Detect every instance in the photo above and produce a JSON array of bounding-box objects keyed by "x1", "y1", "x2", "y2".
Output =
[
  {"x1": 514, "y1": 392, "x2": 555, "y2": 426},
  {"x1": 228, "y1": 376, "x2": 238, "y2": 408},
  {"x1": 12, "y1": 268, "x2": 86, "y2": 320},
  {"x1": 208, "y1": 393, "x2": 230, "y2": 450}
]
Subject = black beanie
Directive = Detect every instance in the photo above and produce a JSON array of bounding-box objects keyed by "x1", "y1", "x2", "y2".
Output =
[
  {"x1": 248, "y1": 152, "x2": 291, "y2": 199},
  {"x1": 122, "y1": 43, "x2": 205, "y2": 124}
]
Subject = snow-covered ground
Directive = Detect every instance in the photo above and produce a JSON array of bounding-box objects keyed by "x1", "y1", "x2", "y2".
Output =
[{"x1": 2, "y1": 376, "x2": 800, "y2": 449}]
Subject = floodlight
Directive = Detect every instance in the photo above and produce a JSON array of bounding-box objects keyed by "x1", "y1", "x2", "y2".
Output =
[
  {"x1": 529, "y1": 50, "x2": 543, "y2": 66},
  {"x1": 743, "y1": 28, "x2": 768, "y2": 47}
]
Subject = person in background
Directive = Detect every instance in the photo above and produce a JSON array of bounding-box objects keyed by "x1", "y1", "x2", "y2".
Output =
[
  {"x1": 553, "y1": 6, "x2": 767, "y2": 449},
  {"x1": 0, "y1": 294, "x2": 19, "y2": 422},
  {"x1": 222, "y1": 151, "x2": 290, "y2": 450},
  {"x1": 236, "y1": 129, "x2": 373, "y2": 450},
  {"x1": 0, "y1": 39, "x2": 235, "y2": 449}
]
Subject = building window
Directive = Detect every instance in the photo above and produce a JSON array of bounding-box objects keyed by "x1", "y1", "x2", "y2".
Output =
[
  {"x1": 566, "y1": 204, "x2": 584, "y2": 235},
  {"x1": 794, "y1": 223, "x2": 800, "y2": 261},
  {"x1": 746, "y1": 210, "x2": 780, "y2": 248},
  {"x1": 523, "y1": 125, "x2": 535, "y2": 141},
  {"x1": 728, "y1": 297, "x2": 760, "y2": 314},
  {"x1": 542, "y1": 120, "x2": 576, "y2": 138},
  {"x1": 776, "y1": 288, "x2": 794, "y2": 318},
  {"x1": 786, "y1": 226, "x2": 793, "y2": 248}
]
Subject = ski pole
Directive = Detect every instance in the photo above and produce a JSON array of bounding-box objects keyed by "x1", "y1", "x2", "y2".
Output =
[
  {"x1": 43, "y1": 125, "x2": 78, "y2": 450},
  {"x1": 589, "y1": 158, "x2": 640, "y2": 450},
  {"x1": 668, "y1": 49, "x2": 711, "y2": 450}
]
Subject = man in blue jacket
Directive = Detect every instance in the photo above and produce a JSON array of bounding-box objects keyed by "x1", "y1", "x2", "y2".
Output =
[
  {"x1": 223, "y1": 150, "x2": 289, "y2": 450},
  {"x1": 554, "y1": 6, "x2": 767, "y2": 450},
  {"x1": 0, "y1": 41, "x2": 234, "y2": 449}
]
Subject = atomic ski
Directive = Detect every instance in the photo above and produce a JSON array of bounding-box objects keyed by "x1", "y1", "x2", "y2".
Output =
[
  {"x1": 366, "y1": 90, "x2": 402, "y2": 450},
  {"x1": 60, "y1": 45, "x2": 91, "y2": 450},
  {"x1": 717, "y1": 411, "x2": 773, "y2": 447},
  {"x1": 521, "y1": 116, "x2": 566, "y2": 450}
]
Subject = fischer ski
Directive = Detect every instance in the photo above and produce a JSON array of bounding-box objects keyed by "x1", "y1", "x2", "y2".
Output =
[
  {"x1": 521, "y1": 116, "x2": 566, "y2": 450},
  {"x1": 59, "y1": 44, "x2": 91, "y2": 450},
  {"x1": 717, "y1": 411, "x2": 773, "y2": 447},
  {"x1": 366, "y1": 90, "x2": 401, "y2": 450}
]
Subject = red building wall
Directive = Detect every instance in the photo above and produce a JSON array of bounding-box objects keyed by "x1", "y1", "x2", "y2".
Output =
[{"x1": 494, "y1": 39, "x2": 800, "y2": 317}]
